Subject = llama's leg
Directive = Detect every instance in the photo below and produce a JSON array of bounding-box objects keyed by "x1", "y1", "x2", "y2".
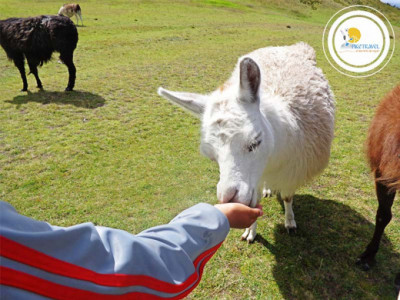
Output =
[
  {"x1": 60, "y1": 51, "x2": 76, "y2": 91},
  {"x1": 395, "y1": 272, "x2": 400, "y2": 295},
  {"x1": 241, "y1": 221, "x2": 257, "y2": 243},
  {"x1": 27, "y1": 58, "x2": 42, "y2": 89},
  {"x1": 283, "y1": 196, "x2": 296, "y2": 234},
  {"x1": 79, "y1": 12, "x2": 83, "y2": 26},
  {"x1": 13, "y1": 54, "x2": 28, "y2": 91},
  {"x1": 263, "y1": 188, "x2": 272, "y2": 198},
  {"x1": 242, "y1": 190, "x2": 260, "y2": 242},
  {"x1": 357, "y1": 180, "x2": 395, "y2": 270},
  {"x1": 261, "y1": 181, "x2": 272, "y2": 198}
]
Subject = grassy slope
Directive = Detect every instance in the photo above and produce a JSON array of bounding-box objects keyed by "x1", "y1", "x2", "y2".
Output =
[{"x1": 0, "y1": 0, "x2": 399, "y2": 298}]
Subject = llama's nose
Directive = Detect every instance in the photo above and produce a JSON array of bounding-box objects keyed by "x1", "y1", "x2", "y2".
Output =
[{"x1": 217, "y1": 183, "x2": 239, "y2": 203}]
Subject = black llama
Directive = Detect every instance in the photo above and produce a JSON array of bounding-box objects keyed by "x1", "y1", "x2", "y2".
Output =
[{"x1": 0, "y1": 15, "x2": 78, "y2": 91}]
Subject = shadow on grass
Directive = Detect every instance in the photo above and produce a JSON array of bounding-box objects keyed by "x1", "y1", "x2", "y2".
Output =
[
  {"x1": 6, "y1": 90, "x2": 105, "y2": 109},
  {"x1": 255, "y1": 194, "x2": 399, "y2": 298}
]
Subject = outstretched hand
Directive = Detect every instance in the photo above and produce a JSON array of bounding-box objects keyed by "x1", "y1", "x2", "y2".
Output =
[{"x1": 214, "y1": 203, "x2": 263, "y2": 229}]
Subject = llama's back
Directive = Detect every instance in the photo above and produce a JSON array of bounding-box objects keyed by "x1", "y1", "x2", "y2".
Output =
[
  {"x1": 368, "y1": 84, "x2": 400, "y2": 191},
  {"x1": 0, "y1": 16, "x2": 78, "y2": 63},
  {"x1": 244, "y1": 43, "x2": 335, "y2": 194},
  {"x1": 0, "y1": 17, "x2": 48, "y2": 60},
  {"x1": 246, "y1": 43, "x2": 332, "y2": 108},
  {"x1": 42, "y1": 15, "x2": 78, "y2": 52},
  {"x1": 244, "y1": 43, "x2": 335, "y2": 125},
  {"x1": 0, "y1": 18, "x2": 29, "y2": 50}
]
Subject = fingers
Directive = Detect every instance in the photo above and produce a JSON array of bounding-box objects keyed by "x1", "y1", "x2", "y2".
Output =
[
  {"x1": 248, "y1": 205, "x2": 263, "y2": 218},
  {"x1": 215, "y1": 203, "x2": 264, "y2": 229},
  {"x1": 249, "y1": 208, "x2": 263, "y2": 224},
  {"x1": 253, "y1": 207, "x2": 263, "y2": 217}
]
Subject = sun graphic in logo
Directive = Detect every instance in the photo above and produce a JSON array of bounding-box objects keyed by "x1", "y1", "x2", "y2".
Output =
[
  {"x1": 348, "y1": 27, "x2": 361, "y2": 43},
  {"x1": 340, "y1": 27, "x2": 362, "y2": 49}
]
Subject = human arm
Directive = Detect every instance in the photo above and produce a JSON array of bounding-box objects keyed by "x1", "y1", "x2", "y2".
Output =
[
  {"x1": 0, "y1": 201, "x2": 263, "y2": 299},
  {"x1": 0, "y1": 202, "x2": 229, "y2": 299}
]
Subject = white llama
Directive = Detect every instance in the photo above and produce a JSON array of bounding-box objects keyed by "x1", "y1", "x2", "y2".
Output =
[{"x1": 158, "y1": 42, "x2": 335, "y2": 242}]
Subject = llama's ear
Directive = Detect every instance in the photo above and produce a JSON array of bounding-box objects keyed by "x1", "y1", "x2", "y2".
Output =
[
  {"x1": 157, "y1": 87, "x2": 206, "y2": 117},
  {"x1": 239, "y1": 57, "x2": 261, "y2": 104}
]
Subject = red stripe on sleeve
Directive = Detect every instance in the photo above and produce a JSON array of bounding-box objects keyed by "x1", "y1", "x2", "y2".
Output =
[
  {"x1": 171, "y1": 248, "x2": 220, "y2": 299},
  {"x1": 0, "y1": 235, "x2": 222, "y2": 294},
  {"x1": 0, "y1": 246, "x2": 220, "y2": 299},
  {"x1": 0, "y1": 266, "x2": 158, "y2": 300}
]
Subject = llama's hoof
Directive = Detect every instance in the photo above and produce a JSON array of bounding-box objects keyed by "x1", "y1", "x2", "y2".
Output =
[
  {"x1": 246, "y1": 231, "x2": 256, "y2": 243},
  {"x1": 355, "y1": 257, "x2": 372, "y2": 271},
  {"x1": 241, "y1": 228, "x2": 250, "y2": 241},
  {"x1": 241, "y1": 228, "x2": 256, "y2": 243},
  {"x1": 262, "y1": 188, "x2": 273, "y2": 198},
  {"x1": 241, "y1": 234, "x2": 256, "y2": 243},
  {"x1": 37, "y1": 85, "x2": 43, "y2": 89},
  {"x1": 285, "y1": 219, "x2": 297, "y2": 234},
  {"x1": 241, "y1": 229, "x2": 257, "y2": 244},
  {"x1": 356, "y1": 251, "x2": 376, "y2": 271},
  {"x1": 247, "y1": 237, "x2": 255, "y2": 244},
  {"x1": 21, "y1": 88, "x2": 28, "y2": 92},
  {"x1": 287, "y1": 227, "x2": 297, "y2": 235},
  {"x1": 65, "y1": 87, "x2": 73, "y2": 92}
]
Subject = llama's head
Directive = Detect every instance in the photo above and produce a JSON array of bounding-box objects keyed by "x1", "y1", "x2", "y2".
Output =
[{"x1": 158, "y1": 58, "x2": 273, "y2": 207}]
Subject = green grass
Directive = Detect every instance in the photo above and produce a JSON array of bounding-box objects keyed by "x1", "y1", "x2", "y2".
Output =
[{"x1": 1, "y1": 0, "x2": 399, "y2": 298}]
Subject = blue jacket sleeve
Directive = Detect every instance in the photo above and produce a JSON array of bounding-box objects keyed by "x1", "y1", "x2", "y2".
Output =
[{"x1": 0, "y1": 201, "x2": 230, "y2": 299}]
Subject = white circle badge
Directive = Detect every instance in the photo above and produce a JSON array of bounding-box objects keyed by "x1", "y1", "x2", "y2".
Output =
[{"x1": 323, "y1": 6, "x2": 395, "y2": 77}]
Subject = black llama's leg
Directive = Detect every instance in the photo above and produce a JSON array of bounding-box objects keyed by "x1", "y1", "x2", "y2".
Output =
[
  {"x1": 60, "y1": 51, "x2": 76, "y2": 91},
  {"x1": 357, "y1": 179, "x2": 395, "y2": 270},
  {"x1": 13, "y1": 53, "x2": 28, "y2": 91},
  {"x1": 27, "y1": 57, "x2": 42, "y2": 89}
]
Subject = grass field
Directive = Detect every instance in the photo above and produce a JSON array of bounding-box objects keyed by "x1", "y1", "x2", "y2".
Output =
[{"x1": 1, "y1": 0, "x2": 399, "y2": 298}]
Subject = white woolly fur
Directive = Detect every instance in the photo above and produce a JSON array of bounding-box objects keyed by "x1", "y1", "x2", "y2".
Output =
[{"x1": 158, "y1": 42, "x2": 335, "y2": 241}]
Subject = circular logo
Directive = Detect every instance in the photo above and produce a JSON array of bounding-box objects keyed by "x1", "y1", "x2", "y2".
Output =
[{"x1": 323, "y1": 6, "x2": 395, "y2": 77}]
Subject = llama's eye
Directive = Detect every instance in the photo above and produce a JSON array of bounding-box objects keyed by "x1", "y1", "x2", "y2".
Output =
[{"x1": 247, "y1": 140, "x2": 261, "y2": 152}]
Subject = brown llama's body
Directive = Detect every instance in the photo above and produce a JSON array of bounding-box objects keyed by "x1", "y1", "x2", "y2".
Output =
[
  {"x1": 368, "y1": 85, "x2": 400, "y2": 191},
  {"x1": 357, "y1": 84, "x2": 400, "y2": 294}
]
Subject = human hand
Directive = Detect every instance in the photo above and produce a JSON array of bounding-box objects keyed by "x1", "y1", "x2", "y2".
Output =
[{"x1": 214, "y1": 203, "x2": 263, "y2": 229}]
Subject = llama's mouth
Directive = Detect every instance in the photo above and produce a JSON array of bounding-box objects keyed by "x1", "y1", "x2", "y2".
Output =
[
  {"x1": 235, "y1": 188, "x2": 255, "y2": 206},
  {"x1": 230, "y1": 189, "x2": 239, "y2": 203}
]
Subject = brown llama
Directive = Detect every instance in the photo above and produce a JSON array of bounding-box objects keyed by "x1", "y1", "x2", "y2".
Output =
[{"x1": 356, "y1": 84, "x2": 400, "y2": 294}]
